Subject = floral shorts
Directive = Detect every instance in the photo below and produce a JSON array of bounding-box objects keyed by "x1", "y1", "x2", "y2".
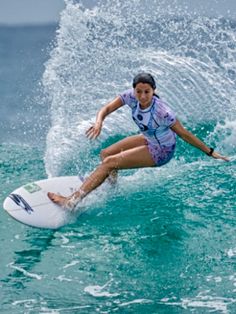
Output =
[{"x1": 147, "y1": 141, "x2": 176, "y2": 167}]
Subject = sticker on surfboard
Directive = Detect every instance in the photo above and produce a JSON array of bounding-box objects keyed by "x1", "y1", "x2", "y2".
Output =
[{"x1": 23, "y1": 183, "x2": 42, "y2": 193}]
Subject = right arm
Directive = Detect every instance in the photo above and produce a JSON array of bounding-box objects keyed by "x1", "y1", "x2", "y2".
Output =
[
  {"x1": 86, "y1": 96, "x2": 123, "y2": 139},
  {"x1": 171, "y1": 119, "x2": 229, "y2": 161}
]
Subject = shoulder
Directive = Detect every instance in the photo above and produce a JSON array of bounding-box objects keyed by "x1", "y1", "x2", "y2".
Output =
[
  {"x1": 119, "y1": 89, "x2": 137, "y2": 108},
  {"x1": 119, "y1": 88, "x2": 135, "y2": 101},
  {"x1": 155, "y1": 98, "x2": 174, "y2": 114},
  {"x1": 154, "y1": 98, "x2": 176, "y2": 126}
]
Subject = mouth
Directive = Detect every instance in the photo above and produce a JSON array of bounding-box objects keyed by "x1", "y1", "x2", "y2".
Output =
[{"x1": 140, "y1": 100, "x2": 149, "y2": 105}]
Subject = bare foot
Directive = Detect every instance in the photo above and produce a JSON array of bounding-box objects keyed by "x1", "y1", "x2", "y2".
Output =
[
  {"x1": 47, "y1": 192, "x2": 82, "y2": 211},
  {"x1": 47, "y1": 192, "x2": 71, "y2": 208}
]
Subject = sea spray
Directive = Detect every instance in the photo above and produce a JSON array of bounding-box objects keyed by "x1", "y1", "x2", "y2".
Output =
[{"x1": 43, "y1": 0, "x2": 236, "y2": 176}]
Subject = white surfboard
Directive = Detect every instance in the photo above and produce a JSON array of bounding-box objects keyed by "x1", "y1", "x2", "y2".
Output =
[{"x1": 3, "y1": 176, "x2": 83, "y2": 229}]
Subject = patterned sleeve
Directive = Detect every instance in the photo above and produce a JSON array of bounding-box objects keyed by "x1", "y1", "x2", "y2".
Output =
[
  {"x1": 119, "y1": 89, "x2": 136, "y2": 107},
  {"x1": 159, "y1": 101, "x2": 177, "y2": 127}
]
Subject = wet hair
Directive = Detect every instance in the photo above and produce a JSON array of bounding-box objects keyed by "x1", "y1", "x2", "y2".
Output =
[
  {"x1": 133, "y1": 72, "x2": 159, "y2": 98},
  {"x1": 132, "y1": 72, "x2": 156, "y2": 90}
]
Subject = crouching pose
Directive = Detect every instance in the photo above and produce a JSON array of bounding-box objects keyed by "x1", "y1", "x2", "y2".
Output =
[{"x1": 48, "y1": 73, "x2": 229, "y2": 210}]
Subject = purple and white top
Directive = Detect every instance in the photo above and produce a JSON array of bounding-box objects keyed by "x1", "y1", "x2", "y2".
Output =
[{"x1": 119, "y1": 89, "x2": 177, "y2": 148}]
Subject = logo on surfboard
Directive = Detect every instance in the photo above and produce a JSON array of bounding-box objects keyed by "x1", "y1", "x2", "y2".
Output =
[
  {"x1": 8, "y1": 194, "x2": 34, "y2": 214},
  {"x1": 23, "y1": 183, "x2": 41, "y2": 193}
]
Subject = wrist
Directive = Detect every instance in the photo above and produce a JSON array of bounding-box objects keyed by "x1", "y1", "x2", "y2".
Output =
[
  {"x1": 95, "y1": 120, "x2": 102, "y2": 127},
  {"x1": 206, "y1": 147, "x2": 214, "y2": 156}
]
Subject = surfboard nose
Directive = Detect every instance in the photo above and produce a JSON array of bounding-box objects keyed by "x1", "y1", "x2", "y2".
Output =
[{"x1": 8, "y1": 193, "x2": 34, "y2": 214}]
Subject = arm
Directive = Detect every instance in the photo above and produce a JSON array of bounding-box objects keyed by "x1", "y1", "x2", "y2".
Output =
[
  {"x1": 171, "y1": 119, "x2": 229, "y2": 161},
  {"x1": 86, "y1": 96, "x2": 123, "y2": 139}
]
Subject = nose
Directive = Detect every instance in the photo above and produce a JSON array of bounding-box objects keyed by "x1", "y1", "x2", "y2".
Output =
[{"x1": 140, "y1": 92, "x2": 146, "y2": 100}]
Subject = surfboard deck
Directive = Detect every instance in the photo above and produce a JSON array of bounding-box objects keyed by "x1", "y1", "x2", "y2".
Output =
[{"x1": 3, "y1": 176, "x2": 83, "y2": 229}]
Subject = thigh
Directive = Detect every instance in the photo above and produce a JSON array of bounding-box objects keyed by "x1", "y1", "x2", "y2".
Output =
[
  {"x1": 108, "y1": 145, "x2": 156, "y2": 169},
  {"x1": 103, "y1": 134, "x2": 146, "y2": 157}
]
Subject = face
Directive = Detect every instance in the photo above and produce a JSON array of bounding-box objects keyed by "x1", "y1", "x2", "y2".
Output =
[{"x1": 134, "y1": 83, "x2": 154, "y2": 108}]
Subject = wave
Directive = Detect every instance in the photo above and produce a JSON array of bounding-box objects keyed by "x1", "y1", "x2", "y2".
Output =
[{"x1": 42, "y1": 0, "x2": 236, "y2": 176}]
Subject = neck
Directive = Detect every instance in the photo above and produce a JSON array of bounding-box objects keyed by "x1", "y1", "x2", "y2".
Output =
[{"x1": 139, "y1": 101, "x2": 152, "y2": 109}]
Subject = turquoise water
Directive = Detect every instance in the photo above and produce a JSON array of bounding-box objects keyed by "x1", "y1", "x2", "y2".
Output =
[{"x1": 1, "y1": 0, "x2": 236, "y2": 313}]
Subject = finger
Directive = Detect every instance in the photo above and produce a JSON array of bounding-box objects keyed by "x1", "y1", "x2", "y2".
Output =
[
  {"x1": 213, "y1": 152, "x2": 230, "y2": 162},
  {"x1": 85, "y1": 126, "x2": 94, "y2": 135},
  {"x1": 221, "y1": 156, "x2": 230, "y2": 162},
  {"x1": 91, "y1": 131, "x2": 100, "y2": 139},
  {"x1": 86, "y1": 128, "x2": 96, "y2": 138},
  {"x1": 88, "y1": 130, "x2": 99, "y2": 140},
  {"x1": 86, "y1": 126, "x2": 101, "y2": 139},
  {"x1": 87, "y1": 132, "x2": 95, "y2": 140}
]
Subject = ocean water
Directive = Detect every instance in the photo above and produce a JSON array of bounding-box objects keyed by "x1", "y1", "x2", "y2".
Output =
[{"x1": 1, "y1": 0, "x2": 236, "y2": 313}]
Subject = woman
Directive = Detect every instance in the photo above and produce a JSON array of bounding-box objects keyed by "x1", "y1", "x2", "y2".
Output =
[{"x1": 48, "y1": 73, "x2": 229, "y2": 210}]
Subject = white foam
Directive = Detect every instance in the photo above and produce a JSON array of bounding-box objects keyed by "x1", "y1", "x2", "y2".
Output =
[
  {"x1": 158, "y1": 294, "x2": 235, "y2": 313},
  {"x1": 84, "y1": 279, "x2": 119, "y2": 297},
  {"x1": 227, "y1": 248, "x2": 236, "y2": 258},
  {"x1": 63, "y1": 260, "x2": 80, "y2": 269},
  {"x1": 60, "y1": 234, "x2": 70, "y2": 244},
  {"x1": 12, "y1": 299, "x2": 37, "y2": 306},
  {"x1": 8, "y1": 262, "x2": 42, "y2": 280},
  {"x1": 40, "y1": 305, "x2": 91, "y2": 313},
  {"x1": 56, "y1": 275, "x2": 73, "y2": 282},
  {"x1": 119, "y1": 299, "x2": 153, "y2": 307},
  {"x1": 213, "y1": 119, "x2": 236, "y2": 153}
]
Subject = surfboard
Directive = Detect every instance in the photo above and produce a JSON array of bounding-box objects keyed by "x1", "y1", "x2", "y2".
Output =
[{"x1": 3, "y1": 176, "x2": 83, "y2": 229}]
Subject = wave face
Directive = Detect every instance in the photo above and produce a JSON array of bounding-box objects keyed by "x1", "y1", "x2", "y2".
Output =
[{"x1": 43, "y1": 0, "x2": 236, "y2": 176}]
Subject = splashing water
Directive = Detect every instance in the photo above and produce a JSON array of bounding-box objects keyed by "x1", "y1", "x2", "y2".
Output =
[
  {"x1": 42, "y1": 0, "x2": 236, "y2": 176},
  {"x1": 2, "y1": 2, "x2": 236, "y2": 314}
]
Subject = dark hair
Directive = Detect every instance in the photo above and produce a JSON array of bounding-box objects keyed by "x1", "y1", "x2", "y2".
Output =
[{"x1": 132, "y1": 72, "x2": 156, "y2": 90}]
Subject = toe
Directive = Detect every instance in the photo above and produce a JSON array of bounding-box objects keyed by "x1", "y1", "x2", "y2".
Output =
[{"x1": 47, "y1": 192, "x2": 53, "y2": 199}]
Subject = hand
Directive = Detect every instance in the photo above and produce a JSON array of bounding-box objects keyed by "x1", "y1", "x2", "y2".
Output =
[
  {"x1": 211, "y1": 151, "x2": 230, "y2": 162},
  {"x1": 86, "y1": 122, "x2": 102, "y2": 140}
]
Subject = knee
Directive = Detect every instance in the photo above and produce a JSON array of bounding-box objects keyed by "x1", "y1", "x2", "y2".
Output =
[
  {"x1": 101, "y1": 155, "x2": 117, "y2": 171},
  {"x1": 100, "y1": 148, "x2": 109, "y2": 161}
]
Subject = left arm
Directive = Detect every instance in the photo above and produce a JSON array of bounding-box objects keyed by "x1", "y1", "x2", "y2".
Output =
[{"x1": 171, "y1": 119, "x2": 229, "y2": 161}]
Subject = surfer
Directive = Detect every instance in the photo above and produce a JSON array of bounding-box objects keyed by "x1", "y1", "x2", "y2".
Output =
[{"x1": 48, "y1": 72, "x2": 229, "y2": 210}]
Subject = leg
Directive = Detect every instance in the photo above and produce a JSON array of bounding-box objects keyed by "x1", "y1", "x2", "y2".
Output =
[
  {"x1": 48, "y1": 144, "x2": 155, "y2": 210},
  {"x1": 100, "y1": 134, "x2": 147, "y2": 159},
  {"x1": 80, "y1": 145, "x2": 155, "y2": 195},
  {"x1": 100, "y1": 134, "x2": 146, "y2": 184}
]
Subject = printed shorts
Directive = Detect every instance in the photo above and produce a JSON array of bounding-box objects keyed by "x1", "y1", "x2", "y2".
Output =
[{"x1": 147, "y1": 141, "x2": 176, "y2": 167}]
